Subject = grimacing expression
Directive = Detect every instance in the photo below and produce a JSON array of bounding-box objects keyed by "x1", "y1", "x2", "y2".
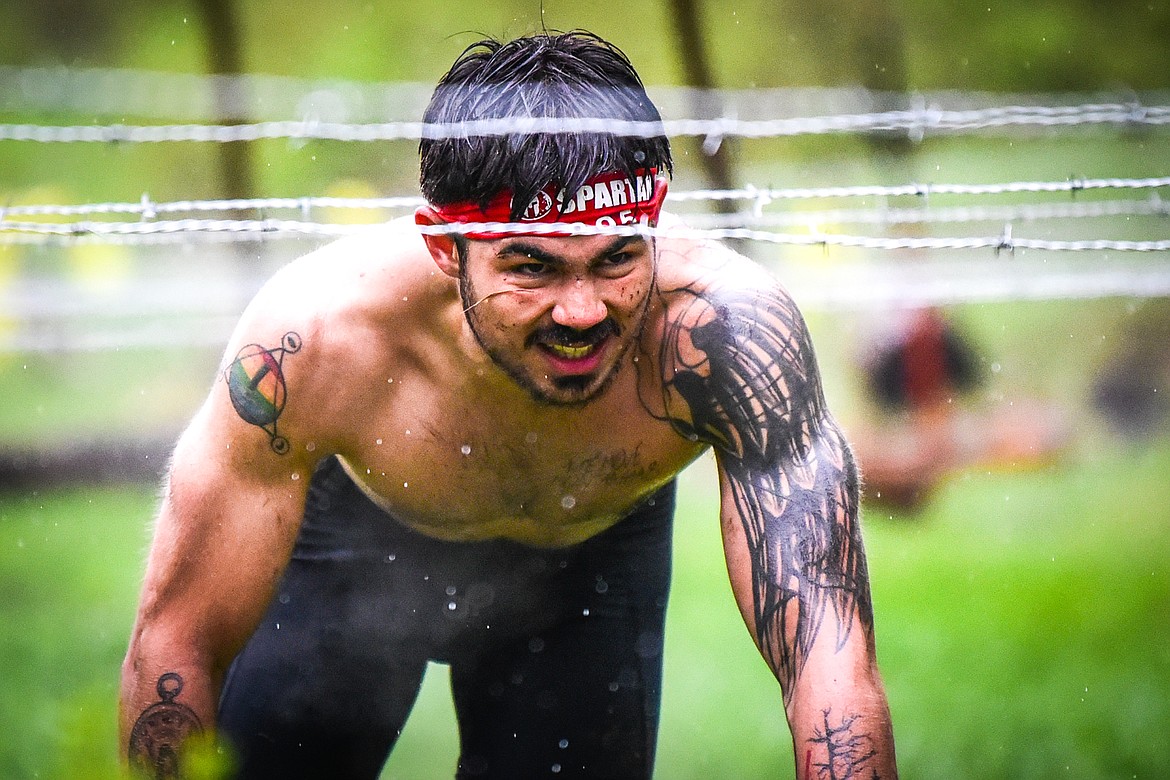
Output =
[{"x1": 458, "y1": 233, "x2": 655, "y2": 407}]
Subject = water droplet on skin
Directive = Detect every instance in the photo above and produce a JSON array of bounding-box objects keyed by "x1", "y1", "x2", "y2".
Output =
[
  {"x1": 525, "y1": 431, "x2": 538, "y2": 444},
  {"x1": 291, "y1": 473, "x2": 300, "y2": 481},
  {"x1": 559, "y1": 739, "x2": 569, "y2": 749},
  {"x1": 387, "y1": 554, "x2": 396, "y2": 562},
  {"x1": 461, "y1": 444, "x2": 472, "y2": 455},
  {"x1": 387, "y1": 378, "x2": 394, "y2": 383},
  {"x1": 305, "y1": 442, "x2": 316, "y2": 452},
  {"x1": 446, "y1": 585, "x2": 457, "y2": 596},
  {"x1": 376, "y1": 438, "x2": 383, "y2": 445},
  {"x1": 448, "y1": 602, "x2": 457, "y2": 611},
  {"x1": 561, "y1": 495, "x2": 576, "y2": 510},
  {"x1": 582, "y1": 608, "x2": 590, "y2": 617},
  {"x1": 405, "y1": 429, "x2": 411, "y2": 436},
  {"x1": 403, "y1": 482, "x2": 409, "y2": 488},
  {"x1": 552, "y1": 764, "x2": 562, "y2": 773}
]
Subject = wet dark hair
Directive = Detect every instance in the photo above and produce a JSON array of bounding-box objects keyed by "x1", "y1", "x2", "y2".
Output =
[{"x1": 419, "y1": 31, "x2": 672, "y2": 220}]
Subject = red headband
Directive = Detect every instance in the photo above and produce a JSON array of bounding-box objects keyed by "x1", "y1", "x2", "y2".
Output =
[{"x1": 431, "y1": 169, "x2": 667, "y2": 240}]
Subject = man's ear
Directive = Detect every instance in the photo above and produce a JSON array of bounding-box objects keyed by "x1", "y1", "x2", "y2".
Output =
[{"x1": 415, "y1": 206, "x2": 461, "y2": 278}]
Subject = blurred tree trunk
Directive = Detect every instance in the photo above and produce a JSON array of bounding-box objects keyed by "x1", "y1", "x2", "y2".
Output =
[
  {"x1": 784, "y1": 0, "x2": 913, "y2": 158},
  {"x1": 666, "y1": 0, "x2": 737, "y2": 215},
  {"x1": 194, "y1": 0, "x2": 256, "y2": 206}
]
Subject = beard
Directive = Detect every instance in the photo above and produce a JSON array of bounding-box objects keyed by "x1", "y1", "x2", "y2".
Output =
[{"x1": 459, "y1": 271, "x2": 648, "y2": 407}]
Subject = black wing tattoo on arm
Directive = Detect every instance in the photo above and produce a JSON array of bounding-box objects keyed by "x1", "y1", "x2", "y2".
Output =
[{"x1": 649, "y1": 280, "x2": 874, "y2": 702}]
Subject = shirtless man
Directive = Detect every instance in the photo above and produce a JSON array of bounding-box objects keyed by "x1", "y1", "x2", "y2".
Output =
[{"x1": 120, "y1": 31, "x2": 896, "y2": 779}]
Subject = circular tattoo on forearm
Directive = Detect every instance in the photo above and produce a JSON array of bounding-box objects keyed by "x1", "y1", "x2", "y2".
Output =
[{"x1": 128, "y1": 672, "x2": 203, "y2": 779}]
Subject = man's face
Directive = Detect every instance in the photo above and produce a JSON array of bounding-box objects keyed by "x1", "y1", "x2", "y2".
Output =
[{"x1": 457, "y1": 232, "x2": 655, "y2": 407}]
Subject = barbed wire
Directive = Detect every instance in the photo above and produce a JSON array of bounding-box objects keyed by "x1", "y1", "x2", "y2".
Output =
[
  {"x1": 3, "y1": 103, "x2": 1169, "y2": 145},
  {"x1": 2, "y1": 216, "x2": 1167, "y2": 253},
  {"x1": 3, "y1": 195, "x2": 1165, "y2": 248},
  {"x1": 3, "y1": 177, "x2": 1168, "y2": 222}
]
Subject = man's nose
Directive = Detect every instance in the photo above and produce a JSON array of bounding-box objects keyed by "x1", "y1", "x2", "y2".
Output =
[{"x1": 550, "y1": 278, "x2": 608, "y2": 330}]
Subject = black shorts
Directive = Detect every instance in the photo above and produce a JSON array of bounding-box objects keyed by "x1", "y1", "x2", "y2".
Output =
[{"x1": 218, "y1": 456, "x2": 676, "y2": 779}]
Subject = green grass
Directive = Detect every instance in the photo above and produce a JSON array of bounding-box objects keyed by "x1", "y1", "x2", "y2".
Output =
[{"x1": 2, "y1": 438, "x2": 1168, "y2": 779}]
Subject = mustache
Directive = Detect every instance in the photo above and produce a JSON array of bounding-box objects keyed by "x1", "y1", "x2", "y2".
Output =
[{"x1": 526, "y1": 319, "x2": 620, "y2": 349}]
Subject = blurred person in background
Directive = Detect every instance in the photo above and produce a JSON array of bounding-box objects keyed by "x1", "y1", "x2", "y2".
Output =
[{"x1": 852, "y1": 306, "x2": 1067, "y2": 511}]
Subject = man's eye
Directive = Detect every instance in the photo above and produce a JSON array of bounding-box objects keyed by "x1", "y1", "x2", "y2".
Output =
[
  {"x1": 599, "y1": 252, "x2": 639, "y2": 270},
  {"x1": 596, "y1": 251, "x2": 637, "y2": 275},
  {"x1": 513, "y1": 262, "x2": 548, "y2": 276}
]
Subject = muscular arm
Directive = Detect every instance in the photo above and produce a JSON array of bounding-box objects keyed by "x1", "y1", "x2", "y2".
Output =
[
  {"x1": 651, "y1": 267, "x2": 897, "y2": 778},
  {"x1": 120, "y1": 328, "x2": 315, "y2": 777}
]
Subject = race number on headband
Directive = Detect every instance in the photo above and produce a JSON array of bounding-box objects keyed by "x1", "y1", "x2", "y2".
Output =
[{"x1": 431, "y1": 169, "x2": 668, "y2": 239}]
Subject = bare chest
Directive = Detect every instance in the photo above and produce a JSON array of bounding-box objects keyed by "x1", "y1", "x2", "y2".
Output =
[{"x1": 332, "y1": 378, "x2": 701, "y2": 546}]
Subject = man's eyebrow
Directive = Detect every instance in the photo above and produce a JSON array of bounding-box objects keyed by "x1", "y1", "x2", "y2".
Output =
[
  {"x1": 494, "y1": 235, "x2": 646, "y2": 266},
  {"x1": 495, "y1": 242, "x2": 563, "y2": 265}
]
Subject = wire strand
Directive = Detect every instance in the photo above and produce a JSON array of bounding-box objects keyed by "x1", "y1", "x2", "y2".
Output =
[{"x1": 3, "y1": 104, "x2": 1169, "y2": 144}]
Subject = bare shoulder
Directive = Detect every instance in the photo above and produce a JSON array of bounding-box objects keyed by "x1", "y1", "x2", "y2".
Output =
[
  {"x1": 196, "y1": 218, "x2": 453, "y2": 466},
  {"x1": 645, "y1": 221, "x2": 826, "y2": 457}
]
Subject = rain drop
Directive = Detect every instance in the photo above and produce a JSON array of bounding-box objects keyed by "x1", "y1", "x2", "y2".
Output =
[
  {"x1": 376, "y1": 438, "x2": 384, "y2": 445},
  {"x1": 561, "y1": 495, "x2": 577, "y2": 510},
  {"x1": 461, "y1": 444, "x2": 472, "y2": 455}
]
